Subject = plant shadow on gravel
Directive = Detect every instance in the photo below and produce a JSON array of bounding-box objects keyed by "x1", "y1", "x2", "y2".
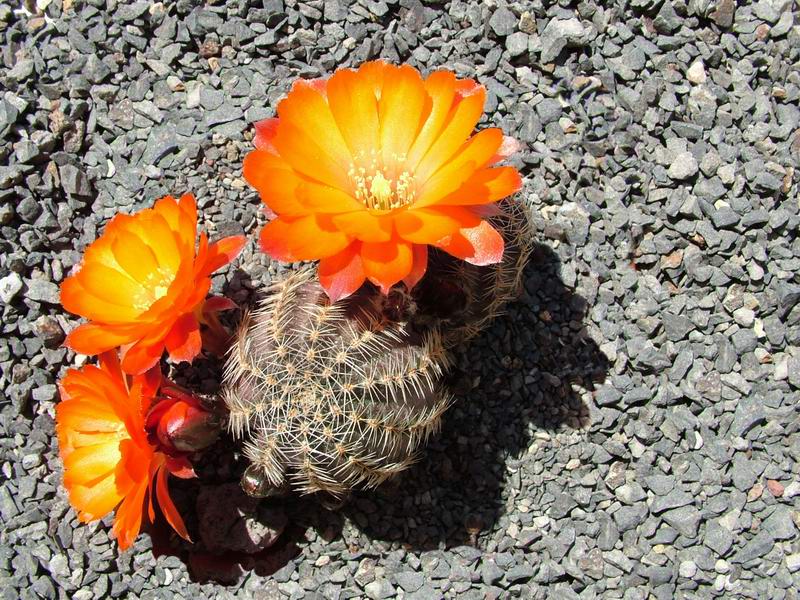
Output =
[
  {"x1": 332, "y1": 242, "x2": 612, "y2": 550},
  {"x1": 144, "y1": 244, "x2": 610, "y2": 582}
]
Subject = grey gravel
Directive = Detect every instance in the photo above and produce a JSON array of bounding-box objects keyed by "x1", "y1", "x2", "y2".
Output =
[
  {"x1": 1, "y1": 0, "x2": 798, "y2": 599},
  {"x1": 704, "y1": 520, "x2": 734, "y2": 557},
  {"x1": 0, "y1": 272, "x2": 23, "y2": 304},
  {"x1": 668, "y1": 152, "x2": 699, "y2": 180}
]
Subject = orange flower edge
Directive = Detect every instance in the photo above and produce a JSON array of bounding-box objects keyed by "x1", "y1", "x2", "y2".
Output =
[
  {"x1": 56, "y1": 352, "x2": 192, "y2": 550},
  {"x1": 60, "y1": 193, "x2": 246, "y2": 374},
  {"x1": 243, "y1": 60, "x2": 522, "y2": 302}
]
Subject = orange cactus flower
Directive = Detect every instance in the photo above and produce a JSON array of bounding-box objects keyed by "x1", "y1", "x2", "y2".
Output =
[
  {"x1": 56, "y1": 352, "x2": 193, "y2": 551},
  {"x1": 60, "y1": 193, "x2": 246, "y2": 375},
  {"x1": 243, "y1": 60, "x2": 522, "y2": 302}
]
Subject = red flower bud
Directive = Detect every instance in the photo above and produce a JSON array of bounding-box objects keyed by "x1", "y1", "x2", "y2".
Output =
[{"x1": 146, "y1": 386, "x2": 221, "y2": 455}]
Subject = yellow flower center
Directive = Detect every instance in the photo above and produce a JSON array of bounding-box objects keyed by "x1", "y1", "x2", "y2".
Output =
[
  {"x1": 132, "y1": 268, "x2": 174, "y2": 312},
  {"x1": 369, "y1": 172, "x2": 393, "y2": 207},
  {"x1": 349, "y1": 151, "x2": 417, "y2": 211}
]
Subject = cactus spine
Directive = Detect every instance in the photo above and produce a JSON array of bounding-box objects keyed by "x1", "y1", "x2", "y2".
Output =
[{"x1": 413, "y1": 197, "x2": 534, "y2": 346}]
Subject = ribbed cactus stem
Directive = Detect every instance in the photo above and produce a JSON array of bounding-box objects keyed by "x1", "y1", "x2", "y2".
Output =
[
  {"x1": 413, "y1": 196, "x2": 534, "y2": 347},
  {"x1": 223, "y1": 269, "x2": 452, "y2": 497}
]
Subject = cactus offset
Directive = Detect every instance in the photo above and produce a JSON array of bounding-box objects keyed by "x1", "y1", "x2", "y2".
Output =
[
  {"x1": 223, "y1": 269, "x2": 452, "y2": 497},
  {"x1": 412, "y1": 196, "x2": 534, "y2": 346}
]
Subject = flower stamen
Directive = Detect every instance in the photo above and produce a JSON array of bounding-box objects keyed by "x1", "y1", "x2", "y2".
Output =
[
  {"x1": 349, "y1": 151, "x2": 417, "y2": 211},
  {"x1": 133, "y1": 268, "x2": 174, "y2": 312}
]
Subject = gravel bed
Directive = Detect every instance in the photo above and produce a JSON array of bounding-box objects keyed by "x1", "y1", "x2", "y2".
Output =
[{"x1": 1, "y1": 0, "x2": 799, "y2": 598}]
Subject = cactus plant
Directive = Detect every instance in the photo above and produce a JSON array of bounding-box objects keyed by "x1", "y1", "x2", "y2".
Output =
[
  {"x1": 223, "y1": 269, "x2": 453, "y2": 498},
  {"x1": 222, "y1": 196, "x2": 532, "y2": 498}
]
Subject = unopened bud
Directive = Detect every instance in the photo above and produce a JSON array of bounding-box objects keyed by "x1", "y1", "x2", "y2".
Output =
[
  {"x1": 147, "y1": 391, "x2": 221, "y2": 454},
  {"x1": 161, "y1": 402, "x2": 221, "y2": 453}
]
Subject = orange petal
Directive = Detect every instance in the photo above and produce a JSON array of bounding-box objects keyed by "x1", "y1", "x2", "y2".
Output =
[
  {"x1": 173, "y1": 194, "x2": 198, "y2": 251},
  {"x1": 112, "y1": 478, "x2": 148, "y2": 550},
  {"x1": 395, "y1": 206, "x2": 480, "y2": 245},
  {"x1": 378, "y1": 64, "x2": 428, "y2": 165},
  {"x1": 123, "y1": 384, "x2": 152, "y2": 446},
  {"x1": 356, "y1": 60, "x2": 388, "y2": 97},
  {"x1": 292, "y1": 214, "x2": 353, "y2": 260},
  {"x1": 406, "y1": 70, "x2": 458, "y2": 170},
  {"x1": 291, "y1": 76, "x2": 327, "y2": 95},
  {"x1": 97, "y1": 350, "x2": 125, "y2": 385},
  {"x1": 277, "y1": 79, "x2": 352, "y2": 168},
  {"x1": 56, "y1": 389, "x2": 124, "y2": 433},
  {"x1": 151, "y1": 195, "x2": 179, "y2": 232},
  {"x1": 455, "y1": 78, "x2": 483, "y2": 97},
  {"x1": 200, "y1": 235, "x2": 246, "y2": 277},
  {"x1": 414, "y1": 86, "x2": 486, "y2": 183},
  {"x1": 138, "y1": 365, "x2": 162, "y2": 401},
  {"x1": 61, "y1": 277, "x2": 140, "y2": 323},
  {"x1": 121, "y1": 338, "x2": 166, "y2": 376},
  {"x1": 489, "y1": 135, "x2": 522, "y2": 164},
  {"x1": 262, "y1": 215, "x2": 352, "y2": 262},
  {"x1": 178, "y1": 193, "x2": 197, "y2": 218},
  {"x1": 403, "y1": 244, "x2": 428, "y2": 290},
  {"x1": 327, "y1": 68, "x2": 380, "y2": 156},
  {"x1": 62, "y1": 442, "x2": 121, "y2": 487},
  {"x1": 203, "y1": 295, "x2": 237, "y2": 314},
  {"x1": 361, "y1": 237, "x2": 413, "y2": 294},
  {"x1": 158, "y1": 263, "x2": 210, "y2": 317},
  {"x1": 115, "y1": 438, "x2": 152, "y2": 495},
  {"x1": 165, "y1": 456, "x2": 197, "y2": 479},
  {"x1": 155, "y1": 466, "x2": 191, "y2": 542},
  {"x1": 254, "y1": 118, "x2": 279, "y2": 153},
  {"x1": 74, "y1": 263, "x2": 144, "y2": 309},
  {"x1": 66, "y1": 471, "x2": 122, "y2": 523},
  {"x1": 242, "y1": 151, "x2": 308, "y2": 216},
  {"x1": 59, "y1": 390, "x2": 124, "y2": 425},
  {"x1": 318, "y1": 243, "x2": 366, "y2": 303},
  {"x1": 163, "y1": 313, "x2": 202, "y2": 364},
  {"x1": 65, "y1": 323, "x2": 139, "y2": 356},
  {"x1": 151, "y1": 195, "x2": 196, "y2": 262},
  {"x1": 436, "y1": 220, "x2": 504, "y2": 266},
  {"x1": 151, "y1": 194, "x2": 196, "y2": 235},
  {"x1": 136, "y1": 211, "x2": 183, "y2": 274},
  {"x1": 59, "y1": 430, "x2": 123, "y2": 458},
  {"x1": 259, "y1": 218, "x2": 297, "y2": 262},
  {"x1": 110, "y1": 228, "x2": 161, "y2": 285},
  {"x1": 435, "y1": 166, "x2": 522, "y2": 206},
  {"x1": 415, "y1": 128, "x2": 503, "y2": 204},
  {"x1": 272, "y1": 119, "x2": 351, "y2": 191},
  {"x1": 297, "y1": 180, "x2": 365, "y2": 214},
  {"x1": 331, "y1": 211, "x2": 393, "y2": 242},
  {"x1": 85, "y1": 217, "x2": 137, "y2": 271}
]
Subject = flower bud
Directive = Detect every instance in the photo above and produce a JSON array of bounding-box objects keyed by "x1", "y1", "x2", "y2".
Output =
[{"x1": 146, "y1": 388, "x2": 221, "y2": 454}]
